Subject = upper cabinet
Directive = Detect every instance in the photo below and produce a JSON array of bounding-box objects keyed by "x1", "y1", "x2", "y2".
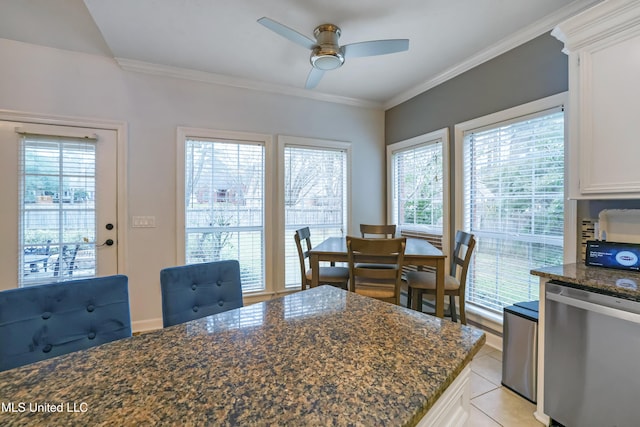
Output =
[{"x1": 553, "y1": 0, "x2": 640, "y2": 199}]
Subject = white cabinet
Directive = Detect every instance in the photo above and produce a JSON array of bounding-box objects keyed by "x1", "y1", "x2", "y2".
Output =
[{"x1": 552, "y1": 0, "x2": 640, "y2": 199}]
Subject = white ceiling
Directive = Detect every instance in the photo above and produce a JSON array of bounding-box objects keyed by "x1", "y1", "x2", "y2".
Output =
[{"x1": 0, "y1": 0, "x2": 601, "y2": 108}]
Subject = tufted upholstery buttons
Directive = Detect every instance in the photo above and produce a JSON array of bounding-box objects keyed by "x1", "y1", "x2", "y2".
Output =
[
  {"x1": 0, "y1": 275, "x2": 131, "y2": 372},
  {"x1": 160, "y1": 260, "x2": 243, "y2": 328}
]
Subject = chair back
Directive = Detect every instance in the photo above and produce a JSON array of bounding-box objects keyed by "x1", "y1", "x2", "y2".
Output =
[
  {"x1": 451, "y1": 231, "x2": 476, "y2": 293},
  {"x1": 294, "y1": 227, "x2": 313, "y2": 289},
  {"x1": 53, "y1": 244, "x2": 80, "y2": 277},
  {"x1": 160, "y1": 260, "x2": 243, "y2": 327},
  {"x1": 347, "y1": 236, "x2": 406, "y2": 304},
  {"x1": 0, "y1": 275, "x2": 131, "y2": 372},
  {"x1": 360, "y1": 224, "x2": 396, "y2": 238}
]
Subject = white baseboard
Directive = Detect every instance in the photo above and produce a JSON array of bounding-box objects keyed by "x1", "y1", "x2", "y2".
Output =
[
  {"x1": 132, "y1": 318, "x2": 163, "y2": 334},
  {"x1": 482, "y1": 330, "x2": 502, "y2": 351}
]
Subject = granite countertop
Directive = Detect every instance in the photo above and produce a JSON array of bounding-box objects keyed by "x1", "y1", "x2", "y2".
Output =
[
  {"x1": 531, "y1": 263, "x2": 640, "y2": 301},
  {"x1": 0, "y1": 286, "x2": 485, "y2": 426}
]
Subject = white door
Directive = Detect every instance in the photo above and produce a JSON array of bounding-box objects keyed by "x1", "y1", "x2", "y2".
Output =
[{"x1": 0, "y1": 121, "x2": 118, "y2": 288}]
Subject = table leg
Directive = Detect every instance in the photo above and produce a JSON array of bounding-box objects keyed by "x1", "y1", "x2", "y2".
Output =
[
  {"x1": 310, "y1": 253, "x2": 320, "y2": 288},
  {"x1": 435, "y1": 258, "x2": 445, "y2": 318},
  {"x1": 416, "y1": 289, "x2": 423, "y2": 313}
]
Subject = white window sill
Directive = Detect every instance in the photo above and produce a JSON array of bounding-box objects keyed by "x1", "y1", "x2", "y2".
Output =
[{"x1": 466, "y1": 304, "x2": 504, "y2": 335}]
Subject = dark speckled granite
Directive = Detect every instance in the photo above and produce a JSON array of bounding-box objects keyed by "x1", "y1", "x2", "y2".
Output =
[
  {"x1": 531, "y1": 263, "x2": 640, "y2": 301},
  {"x1": 0, "y1": 286, "x2": 485, "y2": 426}
]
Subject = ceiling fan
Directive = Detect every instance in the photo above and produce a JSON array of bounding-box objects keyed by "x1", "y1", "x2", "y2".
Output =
[{"x1": 257, "y1": 17, "x2": 409, "y2": 89}]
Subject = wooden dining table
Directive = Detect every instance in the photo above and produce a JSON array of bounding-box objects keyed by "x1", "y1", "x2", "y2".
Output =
[{"x1": 309, "y1": 236, "x2": 448, "y2": 317}]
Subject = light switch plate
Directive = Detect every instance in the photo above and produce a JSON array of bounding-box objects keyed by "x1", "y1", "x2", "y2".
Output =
[{"x1": 132, "y1": 216, "x2": 156, "y2": 228}]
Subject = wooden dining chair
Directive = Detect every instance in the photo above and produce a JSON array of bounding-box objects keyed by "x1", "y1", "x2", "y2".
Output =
[
  {"x1": 360, "y1": 224, "x2": 396, "y2": 238},
  {"x1": 358, "y1": 224, "x2": 398, "y2": 269},
  {"x1": 406, "y1": 231, "x2": 476, "y2": 324},
  {"x1": 295, "y1": 227, "x2": 349, "y2": 290},
  {"x1": 347, "y1": 236, "x2": 406, "y2": 305}
]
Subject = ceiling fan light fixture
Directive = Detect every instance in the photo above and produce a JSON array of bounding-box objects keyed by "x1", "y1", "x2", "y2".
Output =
[
  {"x1": 257, "y1": 17, "x2": 409, "y2": 89},
  {"x1": 310, "y1": 24, "x2": 344, "y2": 70},
  {"x1": 310, "y1": 48, "x2": 345, "y2": 70}
]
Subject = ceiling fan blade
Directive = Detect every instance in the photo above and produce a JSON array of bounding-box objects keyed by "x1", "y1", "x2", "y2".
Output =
[
  {"x1": 305, "y1": 68, "x2": 325, "y2": 89},
  {"x1": 257, "y1": 17, "x2": 316, "y2": 50},
  {"x1": 341, "y1": 39, "x2": 409, "y2": 58}
]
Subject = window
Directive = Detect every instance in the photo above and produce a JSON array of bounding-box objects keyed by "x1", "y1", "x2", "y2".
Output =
[
  {"x1": 181, "y1": 131, "x2": 267, "y2": 293},
  {"x1": 179, "y1": 130, "x2": 348, "y2": 295},
  {"x1": 19, "y1": 135, "x2": 99, "y2": 286},
  {"x1": 387, "y1": 129, "x2": 449, "y2": 251},
  {"x1": 280, "y1": 136, "x2": 349, "y2": 289},
  {"x1": 456, "y1": 95, "x2": 567, "y2": 313}
]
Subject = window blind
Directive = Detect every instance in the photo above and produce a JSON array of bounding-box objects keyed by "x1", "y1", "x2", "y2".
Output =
[
  {"x1": 19, "y1": 136, "x2": 97, "y2": 286},
  {"x1": 462, "y1": 108, "x2": 565, "y2": 312},
  {"x1": 185, "y1": 139, "x2": 265, "y2": 293},
  {"x1": 391, "y1": 140, "x2": 443, "y2": 234},
  {"x1": 283, "y1": 145, "x2": 347, "y2": 288}
]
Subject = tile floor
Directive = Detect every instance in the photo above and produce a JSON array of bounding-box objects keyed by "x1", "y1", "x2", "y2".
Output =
[{"x1": 469, "y1": 345, "x2": 541, "y2": 426}]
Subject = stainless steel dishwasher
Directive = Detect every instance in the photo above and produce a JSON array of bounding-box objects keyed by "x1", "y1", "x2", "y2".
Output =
[{"x1": 545, "y1": 281, "x2": 640, "y2": 427}]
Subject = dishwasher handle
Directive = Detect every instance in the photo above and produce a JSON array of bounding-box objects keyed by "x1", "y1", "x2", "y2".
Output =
[{"x1": 546, "y1": 289, "x2": 640, "y2": 325}]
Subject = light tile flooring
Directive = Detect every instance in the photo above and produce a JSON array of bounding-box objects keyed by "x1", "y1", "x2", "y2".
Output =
[{"x1": 469, "y1": 345, "x2": 541, "y2": 427}]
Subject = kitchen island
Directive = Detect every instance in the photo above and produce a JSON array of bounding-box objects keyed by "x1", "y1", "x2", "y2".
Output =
[
  {"x1": 0, "y1": 285, "x2": 485, "y2": 426},
  {"x1": 530, "y1": 263, "x2": 640, "y2": 425}
]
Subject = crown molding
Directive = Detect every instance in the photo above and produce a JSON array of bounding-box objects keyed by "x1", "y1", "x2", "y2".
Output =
[
  {"x1": 115, "y1": 58, "x2": 382, "y2": 110},
  {"x1": 383, "y1": 0, "x2": 604, "y2": 110},
  {"x1": 551, "y1": 0, "x2": 640, "y2": 53}
]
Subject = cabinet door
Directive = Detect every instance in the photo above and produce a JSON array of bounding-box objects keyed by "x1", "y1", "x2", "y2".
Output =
[
  {"x1": 554, "y1": 0, "x2": 640, "y2": 199},
  {"x1": 577, "y1": 32, "x2": 640, "y2": 196}
]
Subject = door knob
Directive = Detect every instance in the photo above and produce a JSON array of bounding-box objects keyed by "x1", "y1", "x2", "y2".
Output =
[
  {"x1": 106, "y1": 223, "x2": 114, "y2": 230},
  {"x1": 97, "y1": 239, "x2": 115, "y2": 247}
]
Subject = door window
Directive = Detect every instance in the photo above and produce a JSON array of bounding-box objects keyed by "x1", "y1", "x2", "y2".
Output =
[
  {"x1": 0, "y1": 121, "x2": 119, "y2": 288},
  {"x1": 20, "y1": 136, "x2": 97, "y2": 285}
]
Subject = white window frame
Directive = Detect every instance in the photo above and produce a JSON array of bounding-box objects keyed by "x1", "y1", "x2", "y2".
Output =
[
  {"x1": 454, "y1": 92, "x2": 576, "y2": 324},
  {"x1": 276, "y1": 135, "x2": 351, "y2": 292},
  {"x1": 387, "y1": 128, "x2": 450, "y2": 258},
  {"x1": 176, "y1": 127, "x2": 275, "y2": 297}
]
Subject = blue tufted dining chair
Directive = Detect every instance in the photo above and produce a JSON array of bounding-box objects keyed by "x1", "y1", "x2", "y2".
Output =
[
  {"x1": 0, "y1": 275, "x2": 132, "y2": 372},
  {"x1": 160, "y1": 260, "x2": 244, "y2": 328}
]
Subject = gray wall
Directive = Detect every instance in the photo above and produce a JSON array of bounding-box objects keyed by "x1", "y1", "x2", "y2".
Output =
[
  {"x1": 385, "y1": 33, "x2": 568, "y2": 144},
  {"x1": 385, "y1": 32, "x2": 640, "y2": 253},
  {"x1": 385, "y1": 33, "x2": 569, "y2": 246}
]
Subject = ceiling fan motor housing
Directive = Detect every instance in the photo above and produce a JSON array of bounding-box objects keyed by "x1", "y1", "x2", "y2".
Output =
[{"x1": 310, "y1": 24, "x2": 345, "y2": 70}]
